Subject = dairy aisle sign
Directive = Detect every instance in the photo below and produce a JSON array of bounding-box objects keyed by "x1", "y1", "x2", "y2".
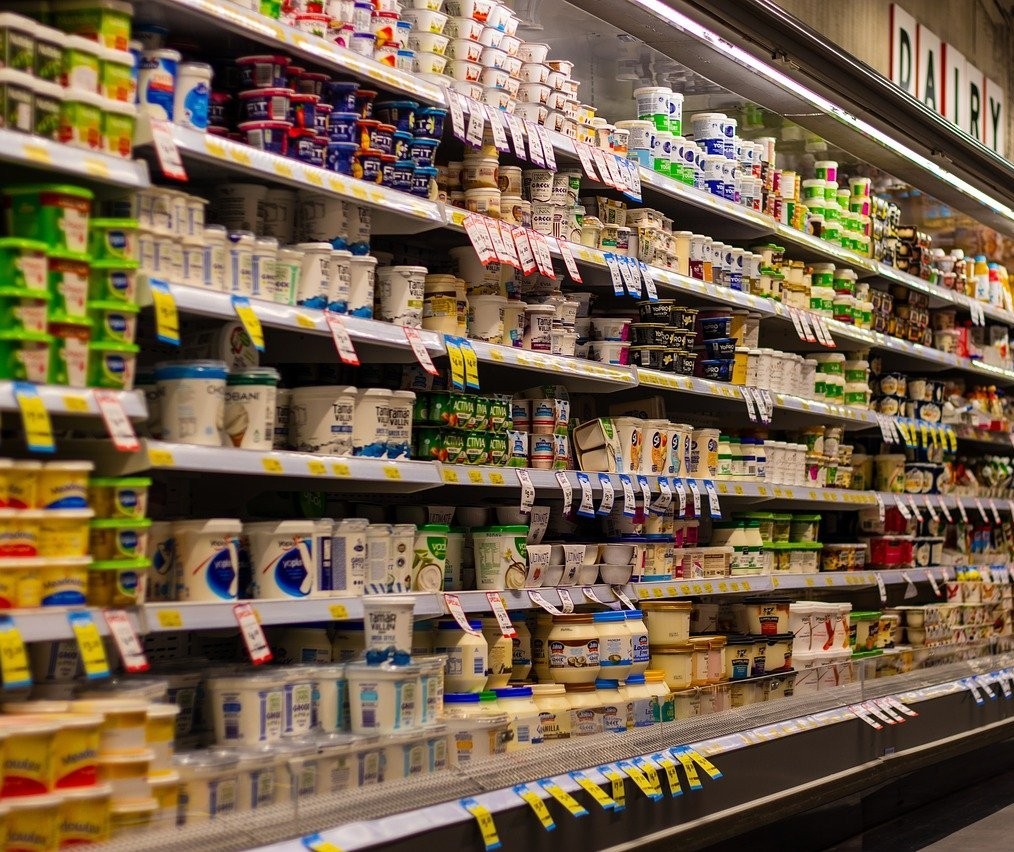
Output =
[{"x1": 890, "y1": 3, "x2": 1006, "y2": 154}]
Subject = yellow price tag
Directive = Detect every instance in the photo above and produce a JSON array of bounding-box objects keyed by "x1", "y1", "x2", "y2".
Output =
[
  {"x1": 14, "y1": 383, "x2": 54, "y2": 452},
  {"x1": 718, "y1": 582, "x2": 728, "y2": 592},
  {"x1": 22, "y1": 141, "x2": 51, "y2": 164},
  {"x1": 656, "y1": 756, "x2": 683, "y2": 797},
  {"x1": 461, "y1": 798, "x2": 500, "y2": 851},
  {"x1": 0, "y1": 616, "x2": 32, "y2": 688},
  {"x1": 445, "y1": 339, "x2": 465, "y2": 389},
  {"x1": 637, "y1": 588, "x2": 649, "y2": 599},
  {"x1": 634, "y1": 760, "x2": 662, "y2": 797},
  {"x1": 666, "y1": 585, "x2": 678, "y2": 596},
  {"x1": 307, "y1": 460, "x2": 327, "y2": 476},
  {"x1": 262, "y1": 457, "x2": 284, "y2": 474},
  {"x1": 805, "y1": 577, "x2": 815, "y2": 587},
  {"x1": 62, "y1": 394, "x2": 90, "y2": 413},
  {"x1": 825, "y1": 576, "x2": 835, "y2": 586},
  {"x1": 383, "y1": 465, "x2": 401, "y2": 480},
  {"x1": 680, "y1": 584, "x2": 691, "y2": 595},
  {"x1": 600, "y1": 766, "x2": 625, "y2": 810},
  {"x1": 295, "y1": 313, "x2": 317, "y2": 329},
  {"x1": 157, "y1": 610, "x2": 183, "y2": 628},
  {"x1": 149, "y1": 280, "x2": 180, "y2": 345},
  {"x1": 687, "y1": 749, "x2": 723, "y2": 780},
  {"x1": 332, "y1": 462, "x2": 351, "y2": 477},
  {"x1": 703, "y1": 583, "x2": 713, "y2": 593},
  {"x1": 231, "y1": 296, "x2": 265, "y2": 351},
  {"x1": 514, "y1": 785, "x2": 555, "y2": 830},
  {"x1": 618, "y1": 762, "x2": 658, "y2": 799},
  {"x1": 302, "y1": 833, "x2": 343, "y2": 852},
  {"x1": 467, "y1": 470, "x2": 484, "y2": 484},
  {"x1": 539, "y1": 780, "x2": 588, "y2": 816},
  {"x1": 329, "y1": 604, "x2": 349, "y2": 619},
  {"x1": 69, "y1": 611, "x2": 109, "y2": 679},
  {"x1": 149, "y1": 447, "x2": 175, "y2": 467},
  {"x1": 652, "y1": 587, "x2": 663, "y2": 598},
  {"x1": 489, "y1": 472, "x2": 505, "y2": 485},
  {"x1": 443, "y1": 468, "x2": 459, "y2": 483},
  {"x1": 461, "y1": 340, "x2": 479, "y2": 389},
  {"x1": 489, "y1": 348, "x2": 505, "y2": 362},
  {"x1": 570, "y1": 772, "x2": 615, "y2": 810},
  {"x1": 674, "y1": 749, "x2": 703, "y2": 790}
]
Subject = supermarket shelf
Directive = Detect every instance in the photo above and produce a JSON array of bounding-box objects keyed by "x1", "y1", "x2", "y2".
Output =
[
  {"x1": 136, "y1": 121, "x2": 445, "y2": 235},
  {"x1": 0, "y1": 383, "x2": 147, "y2": 420},
  {"x1": 0, "y1": 129, "x2": 150, "y2": 189},
  {"x1": 148, "y1": 0, "x2": 446, "y2": 107},
  {"x1": 714, "y1": 480, "x2": 877, "y2": 507},
  {"x1": 465, "y1": 340, "x2": 638, "y2": 391},
  {"x1": 951, "y1": 424, "x2": 1014, "y2": 450},
  {"x1": 3, "y1": 607, "x2": 134, "y2": 643}
]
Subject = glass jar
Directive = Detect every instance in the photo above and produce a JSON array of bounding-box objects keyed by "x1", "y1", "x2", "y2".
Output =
[
  {"x1": 531, "y1": 684, "x2": 571, "y2": 740},
  {"x1": 593, "y1": 611, "x2": 632, "y2": 681},
  {"x1": 479, "y1": 618, "x2": 513, "y2": 689},
  {"x1": 624, "y1": 611, "x2": 650, "y2": 676},
  {"x1": 547, "y1": 614, "x2": 600, "y2": 684},
  {"x1": 492, "y1": 686, "x2": 543, "y2": 751},
  {"x1": 431, "y1": 620, "x2": 488, "y2": 693}
]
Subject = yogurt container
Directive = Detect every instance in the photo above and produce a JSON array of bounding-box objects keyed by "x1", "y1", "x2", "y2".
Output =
[
  {"x1": 4, "y1": 184, "x2": 93, "y2": 255},
  {"x1": 173, "y1": 751, "x2": 239, "y2": 823},
  {"x1": 376, "y1": 265, "x2": 426, "y2": 327},
  {"x1": 173, "y1": 61, "x2": 212, "y2": 130},
  {"x1": 138, "y1": 48, "x2": 180, "y2": 120},
  {"x1": 289, "y1": 385, "x2": 357, "y2": 455},
  {"x1": 224, "y1": 367, "x2": 279, "y2": 451},
  {"x1": 208, "y1": 673, "x2": 285, "y2": 745},
  {"x1": 155, "y1": 360, "x2": 228, "y2": 447},
  {"x1": 245, "y1": 520, "x2": 316, "y2": 599},
  {"x1": 173, "y1": 518, "x2": 241, "y2": 602},
  {"x1": 346, "y1": 658, "x2": 420, "y2": 735}
]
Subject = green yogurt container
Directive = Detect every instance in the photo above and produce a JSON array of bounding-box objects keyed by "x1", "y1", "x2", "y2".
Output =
[
  {"x1": 99, "y1": 45, "x2": 134, "y2": 102},
  {"x1": 0, "y1": 13, "x2": 35, "y2": 72},
  {"x1": 61, "y1": 34, "x2": 101, "y2": 92},
  {"x1": 34, "y1": 24, "x2": 63, "y2": 82},
  {"x1": 4, "y1": 183, "x2": 94, "y2": 254},
  {"x1": 88, "y1": 299, "x2": 139, "y2": 344},
  {"x1": 0, "y1": 68, "x2": 34, "y2": 132},
  {"x1": 32, "y1": 78, "x2": 63, "y2": 140},
  {"x1": 54, "y1": 0, "x2": 133, "y2": 52},
  {"x1": 0, "y1": 329, "x2": 52, "y2": 382},
  {"x1": 89, "y1": 218, "x2": 138, "y2": 262},
  {"x1": 59, "y1": 88, "x2": 103, "y2": 150},
  {"x1": 101, "y1": 99, "x2": 135, "y2": 159},
  {"x1": 47, "y1": 249, "x2": 91, "y2": 322},
  {"x1": 48, "y1": 319, "x2": 92, "y2": 387},
  {"x1": 0, "y1": 237, "x2": 48, "y2": 291},
  {"x1": 0, "y1": 286, "x2": 51, "y2": 334},
  {"x1": 87, "y1": 340, "x2": 138, "y2": 389},
  {"x1": 88, "y1": 259, "x2": 138, "y2": 303}
]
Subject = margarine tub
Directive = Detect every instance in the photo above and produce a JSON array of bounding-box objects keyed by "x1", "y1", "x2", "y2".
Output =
[
  {"x1": 72, "y1": 699, "x2": 148, "y2": 754},
  {"x1": 174, "y1": 751, "x2": 239, "y2": 824},
  {"x1": 0, "y1": 509, "x2": 45, "y2": 558},
  {"x1": 639, "y1": 600, "x2": 691, "y2": 645},
  {"x1": 145, "y1": 703, "x2": 179, "y2": 775},
  {"x1": 0, "y1": 557, "x2": 90, "y2": 608},
  {"x1": 58, "y1": 782, "x2": 111, "y2": 845},
  {"x1": 89, "y1": 517, "x2": 151, "y2": 560},
  {"x1": 208, "y1": 671, "x2": 286, "y2": 745},
  {"x1": 2, "y1": 705, "x2": 101, "y2": 789},
  {"x1": 88, "y1": 476, "x2": 151, "y2": 519},
  {"x1": 0, "y1": 718, "x2": 59, "y2": 795},
  {"x1": 87, "y1": 557, "x2": 148, "y2": 607},
  {"x1": 346, "y1": 655, "x2": 421, "y2": 735},
  {"x1": 96, "y1": 749, "x2": 153, "y2": 803},
  {"x1": 7, "y1": 460, "x2": 41, "y2": 509},
  {"x1": 649, "y1": 644, "x2": 693, "y2": 690},
  {"x1": 37, "y1": 509, "x2": 94, "y2": 558},
  {"x1": 36, "y1": 460, "x2": 92, "y2": 509},
  {"x1": 109, "y1": 797, "x2": 158, "y2": 836},
  {"x1": 148, "y1": 770, "x2": 180, "y2": 827},
  {"x1": 5, "y1": 793, "x2": 62, "y2": 851}
]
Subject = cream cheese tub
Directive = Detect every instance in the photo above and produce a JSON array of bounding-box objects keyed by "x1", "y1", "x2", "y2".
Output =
[
  {"x1": 208, "y1": 673, "x2": 285, "y2": 744},
  {"x1": 346, "y1": 658, "x2": 420, "y2": 735},
  {"x1": 174, "y1": 751, "x2": 239, "y2": 824}
]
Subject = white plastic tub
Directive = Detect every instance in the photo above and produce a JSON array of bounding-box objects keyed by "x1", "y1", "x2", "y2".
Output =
[
  {"x1": 173, "y1": 518, "x2": 241, "y2": 601},
  {"x1": 346, "y1": 660, "x2": 420, "y2": 735},
  {"x1": 244, "y1": 520, "x2": 316, "y2": 599},
  {"x1": 208, "y1": 672, "x2": 286, "y2": 744},
  {"x1": 289, "y1": 385, "x2": 356, "y2": 455}
]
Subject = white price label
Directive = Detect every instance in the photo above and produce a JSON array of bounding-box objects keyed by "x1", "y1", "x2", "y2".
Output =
[
  {"x1": 555, "y1": 470, "x2": 573, "y2": 517},
  {"x1": 512, "y1": 226, "x2": 538, "y2": 276},
  {"x1": 704, "y1": 480, "x2": 722, "y2": 518},
  {"x1": 591, "y1": 147, "x2": 618, "y2": 188},
  {"x1": 557, "y1": 588, "x2": 575, "y2": 613},
  {"x1": 528, "y1": 590, "x2": 563, "y2": 615},
  {"x1": 598, "y1": 473, "x2": 615, "y2": 515},
  {"x1": 639, "y1": 261, "x2": 658, "y2": 301},
  {"x1": 687, "y1": 480, "x2": 702, "y2": 516},
  {"x1": 989, "y1": 499, "x2": 1002, "y2": 524},
  {"x1": 817, "y1": 316, "x2": 836, "y2": 348},
  {"x1": 486, "y1": 217, "x2": 513, "y2": 264},
  {"x1": 463, "y1": 214, "x2": 497, "y2": 265},
  {"x1": 604, "y1": 252, "x2": 625, "y2": 295},
  {"x1": 149, "y1": 118, "x2": 188, "y2": 181},
  {"x1": 516, "y1": 469, "x2": 536, "y2": 514},
  {"x1": 975, "y1": 498, "x2": 989, "y2": 522},
  {"x1": 103, "y1": 610, "x2": 149, "y2": 673},
  {"x1": 535, "y1": 124, "x2": 556, "y2": 170},
  {"x1": 582, "y1": 586, "x2": 611, "y2": 606},
  {"x1": 906, "y1": 494, "x2": 922, "y2": 523},
  {"x1": 556, "y1": 238, "x2": 582, "y2": 282},
  {"x1": 234, "y1": 603, "x2": 272, "y2": 664},
  {"x1": 741, "y1": 387, "x2": 758, "y2": 422},
  {"x1": 902, "y1": 571, "x2": 918, "y2": 599},
  {"x1": 788, "y1": 307, "x2": 808, "y2": 341},
  {"x1": 653, "y1": 476, "x2": 673, "y2": 513},
  {"x1": 619, "y1": 473, "x2": 636, "y2": 517},
  {"x1": 496, "y1": 220, "x2": 520, "y2": 269},
  {"x1": 637, "y1": 474, "x2": 653, "y2": 509},
  {"x1": 923, "y1": 495, "x2": 939, "y2": 522},
  {"x1": 524, "y1": 120, "x2": 546, "y2": 166},
  {"x1": 957, "y1": 499, "x2": 969, "y2": 524},
  {"x1": 875, "y1": 572, "x2": 888, "y2": 604},
  {"x1": 576, "y1": 142, "x2": 599, "y2": 181},
  {"x1": 798, "y1": 310, "x2": 818, "y2": 343},
  {"x1": 325, "y1": 313, "x2": 360, "y2": 366},
  {"x1": 926, "y1": 569, "x2": 942, "y2": 597},
  {"x1": 447, "y1": 90, "x2": 466, "y2": 139},
  {"x1": 504, "y1": 113, "x2": 527, "y2": 159},
  {"x1": 886, "y1": 696, "x2": 919, "y2": 717},
  {"x1": 964, "y1": 678, "x2": 985, "y2": 705},
  {"x1": 403, "y1": 326, "x2": 438, "y2": 375},
  {"x1": 619, "y1": 256, "x2": 641, "y2": 297},
  {"x1": 849, "y1": 704, "x2": 884, "y2": 730},
  {"x1": 760, "y1": 389, "x2": 775, "y2": 423},
  {"x1": 444, "y1": 593, "x2": 481, "y2": 633},
  {"x1": 484, "y1": 105, "x2": 510, "y2": 152},
  {"x1": 576, "y1": 471, "x2": 596, "y2": 518},
  {"x1": 894, "y1": 493, "x2": 912, "y2": 519},
  {"x1": 875, "y1": 492, "x2": 886, "y2": 523},
  {"x1": 485, "y1": 592, "x2": 517, "y2": 637},
  {"x1": 611, "y1": 586, "x2": 636, "y2": 610},
  {"x1": 531, "y1": 232, "x2": 556, "y2": 278},
  {"x1": 672, "y1": 478, "x2": 687, "y2": 517},
  {"x1": 465, "y1": 97, "x2": 485, "y2": 146},
  {"x1": 527, "y1": 506, "x2": 550, "y2": 545},
  {"x1": 94, "y1": 390, "x2": 140, "y2": 452},
  {"x1": 939, "y1": 495, "x2": 954, "y2": 523},
  {"x1": 605, "y1": 153, "x2": 625, "y2": 188}
]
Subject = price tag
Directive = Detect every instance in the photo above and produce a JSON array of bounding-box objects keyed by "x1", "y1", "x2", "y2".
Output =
[
  {"x1": 907, "y1": 495, "x2": 923, "y2": 523},
  {"x1": 990, "y1": 499, "x2": 1002, "y2": 524},
  {"x1": 939, "y1": 495, "x2": 954, "y2": 523},
  {"x1": 687, "y1": 480, "x2": 702, "y2": 516},
  {"x1": 68, "y1": 610, "x2": 110, "y2": 679},
  {"x1": 850, "y1": 704, "x2": 884, "y2": 729},
  {"x1": 623, "y1": 159, "x2": 642, "y2": 200},
  {"x1": 569, "y1": 770, "x2": 615, "y2": 810},
  {"x1": 524, "y1": 120, "x2": 546, "y2": 167},
  {"x1": 555, "y1": 470, "x2": 573, "y2": 517},
  {"x1": 639, "y1": 261, "x2": 658, "y2": 301},
  {"x1": 514, "y1": 784, "x2": 555, "y2": 831},
  {"x1": 447, "y1": 90, "x2": 466, "y2": 140},
  {"x1": 617, "y1": 761, "x2": 661, "y2": 800},
  {"x1": 302, "y1": 834, "x2": 342, "y2": 852},
  {"x1": 618, "y1": 256, "x2": 640, "y2": 297},
  {"x1": 445, "y1": 336, "x2": 466, "y2": 390},
  {"x1": 14, "y1": 382, "x2": 55, "y2": 453},
  {"x1": 557, "y1": 588, "x2": 575, "y2": 613},
  {"x1": 233, "y1": 603, "x2": 272, "y2": 664},
  {"x1": 538, "y1": 780, "x2": 588, "y2": 817},
  {"x1": 964, "y1": 678, "x2": 985, "y2": 705},
  {"x1": 527, "y1": 505, "x2": 550, "y2": 545},
  {"x1": 741, "y1": 387, "x2": 758, "y2": 421},
  {"x1": 463, "y1": 214, "x2": 497, "y2": 265},
  {"x1": 403, "y1": 326, "x2": 438, "y2": 375},
  {"x1": 484, "y1": 105, "x2": 510, "y2": 152},
  {"x1": 495, "y1": 220, "x2": 520, "y2": 269},
  {"x1": 460, "y1": 339, "x2": 480, "y2": 390},
  {"x1": 863, "y1": 700, "x2": 896, "y2": 725},
  {"x1": 531, "y1": 232, "x2": 556, "y2": 278},
  {"x1": 149, "y1": 279, "x2": 180, "y2": 345},
  {"x1": 575, "y1": 471, "x2": 596, "y2": 518},
  {"x1": 957, "y1": 499, "x2": 969, "y2": 524},
  {"x1": 591, "y1": 147, "x2": 618, "y2": 189},
  {"x1": 633, "y1": 757, "x2": 663, "y2": 797},
  {"x1": 527, "y1": 590, "x2": 563, "y2": 615},
  {"x1": 504, "y1": 113, "x2": 527, "y2": 159},
  {"x1": 149, "y1": 117, "x2": 188, "y2": 180},
  {"x1": 575, "y1": 142, "x2": 599, "y2": 181},
  {"x1": 902, "y1": 571, "x2": 918, "y2": 599},
  {"x1": 461, "y1": 798, "x2": 502, "y2": 851},
  {"x1": 325, "y1": 313, "x2": 360, "y2": 366},
  {"x1": 485, "y1": 218, "x2": 512, "y2": 265},
  {"x1": 635, "y1": 474, "x2": 653, "y2": 515},
  {"x1": 444, "y1": 593, "x2": 481, "y2": 633},
  {"x1": 0, "y1": 615, "x2": 31, "y2": 688},
  {"x1": 926, "y1": 568, "x2": 942, "y2": 597},
  {"x1": 875, "y1": 572, "x2": 888, "y2": 604},
  {"x1": 556, "y1": 239, "x2": 582, "y2": 283},
  {"x1": 612, "y1": 586, "x2": 636, "y2": 610},
  {"x1": 672, "y1": 478, "x2": 687, "y2": 517},
  {"x1": 997, "y1": 673, "x2": 1013, "y2": 699},
  {"x1": 231, "y1": 295, "x2": 265, "y2": 351},
  {"x1": 484, "y1": 592, "x2": 517, "y2": 638},
  {"x1": 651, "y1": 477, "x2": 671, "y2": 514},
  {"x1": 975, "y1": 497, "x2": 990, "y2": 522},
  {"x1": 704, "y1": 480, "x2": 722, "y2": 518},
  {"x1": 605, "y1": 153, "x2": 626, "y2": 189},
  {"x1": 797, "y1": 309, "x2": 818, "y2": 343},
  {"x1": 788, "y1": 307, "x2": 808, "y2": 341},
  {"x1": 516, "y1": 469, "x2": 536, "y2": 514},
  {"x1": 875, "y1": 698, "x2": 906, "y2": 723},
  {"x1": 597, "y1": 473, "x2": 615, "y2": 515},
  {"x1": 654, "y1": 754, "x2": 683, "y2": 797},
  {"x1": 603, "y1": 252, "x2": 625, "y2": 296},
  {"x1": 817, "y1": 316, "x2": 837, "y2": 348},
  {"x1": 875, "y1": 492, "x2": 886, "y2": 524},
  {"x1": 886, "y1": 696, "x2": 919, "y2": 717},
  {"x1": 465, "y1": 97, "x2": 485, "y2": 146},
  {"x1": 582, "y1": 587, "x2": 610, "y2": 606},
  {"x1": 619, "y1": 474, "x2": 636, "y2": 517},
  {"x1": 688, "y1": 749, "x2": 723, "y2": 780},
  {"x1": 923, "y1": 495, "x2": 939, "y2": 522},
  {"x1": 600, "y1": 766, "x2": 626, "y2": 810},
  {"x1": 672, "y1": 748, "x2": 703, "y2": 791},
  {"x1": 760, "y1": 389, "x2": 775, "y2": 424},
  {"x1": 103, "y1": 610, "x2": 149, "y2": 673},
  {"x1": 894, "y1": 493, "x2": 912, "y2": 520},
  {"x1": 535, "y1": 124, "x2": 556, "y2": 170},
  {"x1": 512, "y1": 227, "x2": 537, "y2": 276},
  {"x1": 93, "y1": 389, "x2": 141, "y2": 452}
]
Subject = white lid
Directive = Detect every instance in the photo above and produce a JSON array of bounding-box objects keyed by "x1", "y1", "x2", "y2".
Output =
[
  {"x1": 102, "y1": 46, "x2": 135, "y2": 65},
  {"x1": 60, "y1": 782, "x2": 112, "y2": 801},
  {"x1": 146, "y1": 702, "x2": 180, "y2": 719},
  {"x1": 172, "y1": 518, "x2": 243, "y2": 533},
  {"x1": 0, "y1": 68, "x2": 34, "y2": 86},
  {"x1": 5, "y1": 793, "x2": 63, "y2": 810},
  {"x1": 103, "y1": 99, "x2": 138, "y2": 117},
  {"x1": 65, "y1": 34, "x2": 102, "y2": 55},
  {"x1": 64, "y1": 89, "x2": 106, "y2": 108},
  {"x1": 32, "y1": 78, "x2": 65, "y2": 99}
]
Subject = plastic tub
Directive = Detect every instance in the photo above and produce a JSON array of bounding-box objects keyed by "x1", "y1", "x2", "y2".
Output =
[
  {"x1": 649, "y1": 644, "x2": 693, "y2": 690},
  {"x1": 4, "y1": 184, "x2": 93, "y2": 254},
  {"x1": 174, "y1": 751, "x2": 239, "y2": 824},
  {"x1": 744, "y1": 598, "x2": 791, "y2": 635},
  {"x1": 208, "y1": 673, "x2": 285, "y2": 745},
  {"x1": 37, "y1": 509, "x2": 93, "y2": 558},
  {"x1": 639, "y1": 601, "x2": 691, "y2": 645},
  {"x1": 88, "y1": 476, "x2": 151, "y2": 520},
  {"x1": 346, "y1": 660, "x2": 420, "y2": 735},
  {"x1": 245, "y1": 520, "x2": 315, "y2": 599},
  {"x1": 5, "y1": 793, "x2": 62, "y2": 849},
  {"x1": 174, "y1": 518, "x2": 241, "y2": 602},
  {"x1": 73, "y1": 699, "x2": 149, "y2": 754}
]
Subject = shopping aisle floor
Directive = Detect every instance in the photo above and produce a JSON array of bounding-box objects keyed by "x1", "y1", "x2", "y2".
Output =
[{"x1": 825, "y1": 767, "x2": 1014, "y2": 851}]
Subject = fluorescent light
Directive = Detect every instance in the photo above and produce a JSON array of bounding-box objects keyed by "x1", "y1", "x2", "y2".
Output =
[{"x1": 628, "y1": 0, "x2": 1014, "y2": 223}]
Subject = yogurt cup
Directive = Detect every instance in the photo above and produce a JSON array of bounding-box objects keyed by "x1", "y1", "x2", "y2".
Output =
[
  {"x1": 362, "y1": 594, "x2": 416, "y2": 653},
  {"x1": 173, "y1": 518, "x2": 241, "y2": 602},
  {"x1": 155, "y1": 359, "x2": 227, "y2": 447},
  {"x1": 289, "y1": 385, "x2": 356, "y2": 455},
  {"x1": 208, "y1": 674, "x2": 285, "y2": 745},
  {"x1": 346, "y1": 659, "x2": 420, "y2": 735},
  {"x1": 376, "y1": 265, "x2": 427, "y2": 327},
  {"x1": 173, "y1": 751, "x2": 239, "y2": 823},
  {"x1": 245, "y1": 520, "x2": 316, "y2": 599},
  {"x1": 4, "y1": 184, "x2": 93, "y2": 255},
  {"x1": 224, "y1": 367, "x2": 279, "y2": 450}
]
